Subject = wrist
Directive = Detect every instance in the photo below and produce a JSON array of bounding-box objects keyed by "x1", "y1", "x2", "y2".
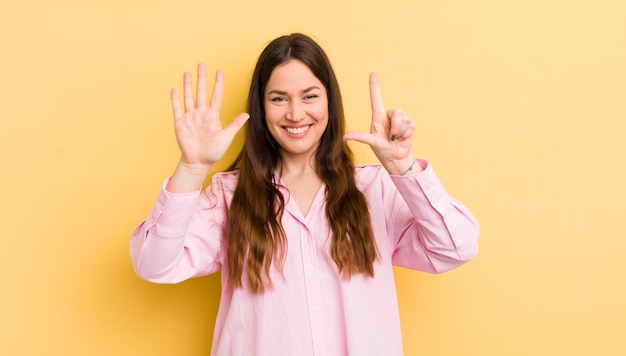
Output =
[
  {"x1": 386, "y1": 156, "x2": 422, "y2": 176},
  {"x1": 166, "y1": 158, "x2": 213, "y2": 193},
  {"x1": 178, "y1": 158, "x2": 213, "y2": 176},
  {"x1": 400, "y1": 159, "x2": 418, "y2": 175}
]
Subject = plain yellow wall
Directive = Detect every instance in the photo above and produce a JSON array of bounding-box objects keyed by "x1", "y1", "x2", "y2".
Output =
[{"x1": 1, "y1": 0, "x2": 624, "y2": 355}]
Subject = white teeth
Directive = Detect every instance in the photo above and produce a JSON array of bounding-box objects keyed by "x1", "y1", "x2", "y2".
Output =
[{"x1": 285, "y1": 126, "x2": 310, "y2": 134}]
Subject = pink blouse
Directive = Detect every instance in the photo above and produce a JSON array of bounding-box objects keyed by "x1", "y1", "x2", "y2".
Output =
[{"x1": 130, "y1": 160, "x2": 479, "y2": 356}]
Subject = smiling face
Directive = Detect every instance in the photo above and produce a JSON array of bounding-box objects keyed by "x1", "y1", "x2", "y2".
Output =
[{"x1": 264, "y1": 59, "x2": 329, "y2": 161}]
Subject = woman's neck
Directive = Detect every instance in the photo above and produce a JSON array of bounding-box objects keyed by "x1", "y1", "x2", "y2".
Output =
[{"x1": 278, "y1": 151, "x2": 317, "y2": 178}]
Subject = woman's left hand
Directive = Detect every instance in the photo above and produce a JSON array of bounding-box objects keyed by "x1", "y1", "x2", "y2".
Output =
[{"x1": 343, "y1": 72, "x2": 422, "y2": 175}]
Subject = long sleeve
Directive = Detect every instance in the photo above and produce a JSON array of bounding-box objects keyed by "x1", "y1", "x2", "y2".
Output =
[
  {"x1": 130, "y1": 175, "x2": 233, "y2": 283},
  {"x1": 366, "y1": 160, "x2": 479, "y2": 273}
]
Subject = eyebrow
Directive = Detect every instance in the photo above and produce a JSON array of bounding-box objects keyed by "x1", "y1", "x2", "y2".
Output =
[{"x1": 267, "y1": 86, "x2": 321, "y2": 95}]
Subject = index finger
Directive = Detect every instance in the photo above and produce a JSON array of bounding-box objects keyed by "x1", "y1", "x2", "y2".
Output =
[
  {"x1": 208, "y1": 69, "x2": 224, "y2": 111},
  {"x1": 369, "y1": 72, "x2": 385, "y2": 115}
]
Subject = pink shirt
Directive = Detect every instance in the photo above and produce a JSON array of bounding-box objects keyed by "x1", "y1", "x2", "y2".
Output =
[{"x1": 130, "y1": 160, "x2": 479, "y2": 356}]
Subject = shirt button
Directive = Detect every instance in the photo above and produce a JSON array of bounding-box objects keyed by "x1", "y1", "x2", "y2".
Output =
[{"x1": 307, "y1": 265, "x2": 314, "y2": 271}]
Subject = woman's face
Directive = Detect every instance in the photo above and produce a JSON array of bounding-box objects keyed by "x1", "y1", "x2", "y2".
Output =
[{"x1": 264, "y1": 59, "x2": 329, "y2": 160}]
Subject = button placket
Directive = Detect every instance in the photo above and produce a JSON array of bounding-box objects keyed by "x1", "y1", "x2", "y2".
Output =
[{"x1": 300, "y1": 225, "x2": 324, "y2": 355}]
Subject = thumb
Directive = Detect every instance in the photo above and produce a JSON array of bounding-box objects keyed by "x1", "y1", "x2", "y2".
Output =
[
  {"x1": 223, "y1": 113, "x2": 250, "y2": 137},
  {"x1": 343, "y1": 130, "x2": 375, "y2": 146}
]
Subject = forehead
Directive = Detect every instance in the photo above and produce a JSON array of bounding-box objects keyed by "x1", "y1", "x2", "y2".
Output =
[{"x1": 265, "y1": 60, "x2": 325, "y2": 91}]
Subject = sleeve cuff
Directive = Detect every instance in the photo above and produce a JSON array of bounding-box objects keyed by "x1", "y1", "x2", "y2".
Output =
[
  {"x1": 149, "y1": 178, "x2": 202, "y2": 238},
  {"x1": 389, "y1": 159, "x2": 451, "y2": 219}
]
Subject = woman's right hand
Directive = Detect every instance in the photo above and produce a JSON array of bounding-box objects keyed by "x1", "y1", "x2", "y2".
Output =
[
  {"x1": 171, "y1": 63, "x2": 250, "y2": 169},
  {"x1": 167, "y1": 64, "x2": 249, "y2": 193}
]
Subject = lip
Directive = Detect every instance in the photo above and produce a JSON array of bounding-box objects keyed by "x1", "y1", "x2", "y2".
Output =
[{"x1": 283, "y1": 124, "x2": 312, "y2": 137}]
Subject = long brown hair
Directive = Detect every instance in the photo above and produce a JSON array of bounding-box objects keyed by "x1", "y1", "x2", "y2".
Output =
[{"x1": 227, "y1": 33, "x2": 377, "y2": 293}]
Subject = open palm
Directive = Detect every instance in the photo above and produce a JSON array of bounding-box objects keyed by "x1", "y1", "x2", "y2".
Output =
[{"x1": 170, "y1": 63, "x2": 249, "y2": 169}]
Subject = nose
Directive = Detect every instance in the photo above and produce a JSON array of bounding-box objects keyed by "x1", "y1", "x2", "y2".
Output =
[{"x1": 286, "y1": 101, "x2": 305, "y2": 122}]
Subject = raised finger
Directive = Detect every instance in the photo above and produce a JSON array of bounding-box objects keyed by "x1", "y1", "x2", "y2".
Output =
[
  {"x1": 183, "y1": 71, "x2": 195, "y2": 112},
  {"x1": 369, "y1": 72, "x2": 386, "y2": 116},
  {"x1": 208, "y1": 70, "x2": 224, "y2": 111},
  {"x1": 196, "y1": 63, "x2": 207, "y2": 108},
  {"x1": 170, "y1": 88, "x2": 183, "y2": 119}
]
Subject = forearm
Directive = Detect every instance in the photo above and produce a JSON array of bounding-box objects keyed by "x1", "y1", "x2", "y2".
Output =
[
  {"x1": 130, "y1": 179, "x2": 224, "y2": 283},
  {"x1": 389, "y1": 161, "x2": 479, "y2": 272},
  {"x1": 166, "y1": 158, "x2": 213, "y2": 193}
]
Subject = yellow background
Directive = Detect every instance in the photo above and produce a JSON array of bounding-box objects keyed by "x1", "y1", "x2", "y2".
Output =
[{"x1": 1, "y1": 0, "x2": 624, "y2": 355}]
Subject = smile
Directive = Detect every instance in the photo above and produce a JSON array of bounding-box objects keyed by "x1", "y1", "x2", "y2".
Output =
[{"x1": 284, "y1": 125, "x2": 311, "y2": 135}]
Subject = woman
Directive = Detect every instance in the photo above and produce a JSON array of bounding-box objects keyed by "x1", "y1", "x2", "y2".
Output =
[{"x1": 131, "y1": 33, "x2": 479, "y2": 356}]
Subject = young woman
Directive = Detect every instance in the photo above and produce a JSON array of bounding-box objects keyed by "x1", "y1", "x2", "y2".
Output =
[{"x1": 131, "y1": 33, "x2": 479, "y2": 356}]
